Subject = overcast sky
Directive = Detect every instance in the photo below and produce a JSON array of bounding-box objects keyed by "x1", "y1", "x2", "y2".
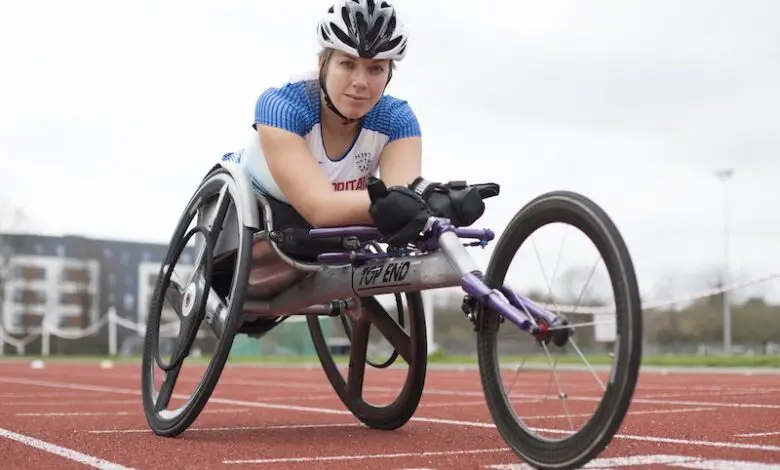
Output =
[{"x1": 2, "y1": 0, "x2": 780, "y2": 305}]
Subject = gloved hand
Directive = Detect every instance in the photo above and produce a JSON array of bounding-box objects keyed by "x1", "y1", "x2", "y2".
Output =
[
  {"x1": 408, "y1": 177, "x2": 485, "y2": 227},
  {"x1": 367, "y1": 177, "x2": 432, "y2": 247}
]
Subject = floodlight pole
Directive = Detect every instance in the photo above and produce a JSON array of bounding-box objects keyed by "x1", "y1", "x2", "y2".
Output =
[{"x1": 715, "y1": 168, "x2": 733, "y2": 356}]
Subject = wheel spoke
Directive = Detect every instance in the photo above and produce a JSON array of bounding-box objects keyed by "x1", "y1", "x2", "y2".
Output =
[
  {"x1": 154, "y1": 363, "x2": 183, "y2": 412},
  {"x1": 346, "y1": 319, "x2": 370, "y2": 401},
  {"x1": 541, "y1": 333, "x2": 575, "y2": 430},
  {"x1": 365, "y1": 304, "x2": 412, "y2": 364},
  {"x1": 567, "y1": 337, "x2": 607, "y2": 391},
  {"x1": 162, "y1": 266, "x2": 186, "y2": 320},
  {"x1": 567, "y1": 255, "x2": 603, "y2": 316}
]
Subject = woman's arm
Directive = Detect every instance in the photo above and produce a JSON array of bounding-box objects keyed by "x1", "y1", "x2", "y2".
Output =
[
  {"x1": 378, "y1": 99, "x2": 423, "y2": 187},
  {"x1": 258, "y1": 124, "x2": 374, "y2": 227},
  {"x1": 378, "y1": 136, "x2": 422, "y2": 187}
]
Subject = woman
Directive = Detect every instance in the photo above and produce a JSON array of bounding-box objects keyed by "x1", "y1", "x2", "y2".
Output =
[{"x1": 225, "y1": 0, "x2": 484, "y2": 250}]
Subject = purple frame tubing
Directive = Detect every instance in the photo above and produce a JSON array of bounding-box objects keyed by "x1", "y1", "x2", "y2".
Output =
[
  {"x1": 308, "y1": 225, "x2": 492, "y2": 242},
  {"x1": 306, "y1": 223, "x2": 559, "y2": 333}
]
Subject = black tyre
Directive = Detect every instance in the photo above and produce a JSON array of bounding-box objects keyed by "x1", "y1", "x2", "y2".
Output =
[
  {"x1": 477, "y1": 190, "x2": 643, "y2": 469},
  {"x1": 141, "y1": 168, "x2": 253, "y2": 437},
  {"x1": 307, "y1": 293, "x2": 427, "y2": 429}
]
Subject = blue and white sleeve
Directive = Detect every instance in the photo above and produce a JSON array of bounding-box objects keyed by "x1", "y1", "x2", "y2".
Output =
[
  {"x1": 253, "y1": 85, "x2": 308, "y2": 136},
  {"x1": 389, "y1": 101, "x2": 422, "y2": 142}
]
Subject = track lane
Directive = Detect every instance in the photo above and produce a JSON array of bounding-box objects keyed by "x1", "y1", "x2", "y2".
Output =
[{"x1": 1, "y1": 361, "x2": 780, "y2": 469}]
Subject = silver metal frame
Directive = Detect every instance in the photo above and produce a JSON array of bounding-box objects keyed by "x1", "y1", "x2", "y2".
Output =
[{"x1": 184, "y1": 164, "x2": 474, "y2": 340}]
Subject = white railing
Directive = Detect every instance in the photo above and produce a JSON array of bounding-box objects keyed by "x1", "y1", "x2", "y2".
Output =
[{"x1": 0, "y1": 271, "x2": 777, "y2": 357}]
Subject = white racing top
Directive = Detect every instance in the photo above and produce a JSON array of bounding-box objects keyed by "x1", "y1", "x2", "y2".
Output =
[{"x1": 223, "y1": 73, "x2": 421, "y2": 203}]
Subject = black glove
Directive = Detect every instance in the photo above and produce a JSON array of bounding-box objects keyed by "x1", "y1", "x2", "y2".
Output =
[
  {"x1": 367, "y1": 177, "x2": 432, "y2": 247},
  {"x1": 409, "y1": 177, "x2": 485, "y2": 227}
]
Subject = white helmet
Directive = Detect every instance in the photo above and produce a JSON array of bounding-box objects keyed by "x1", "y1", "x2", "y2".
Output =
[{"x1": 317, "y1": 0, "x2": 409, "y2": 62}]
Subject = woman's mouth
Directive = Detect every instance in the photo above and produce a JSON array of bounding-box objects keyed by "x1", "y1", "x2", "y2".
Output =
[{"x1": 345, "y1": 93, "x2": 369, "y2": 102}]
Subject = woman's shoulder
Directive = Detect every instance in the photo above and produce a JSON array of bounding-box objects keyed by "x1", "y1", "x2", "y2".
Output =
[
  {"x1": 362, "y1": 94, "x2": 421, "y2": 141},
  {"x1": 254, "y1": 72, "x2": 321, "y2": 135}
]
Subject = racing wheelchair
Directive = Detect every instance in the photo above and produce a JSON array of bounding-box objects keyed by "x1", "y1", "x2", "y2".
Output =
[{"x1": 141, "y1": 161, "x2": 643, "y2": 470}]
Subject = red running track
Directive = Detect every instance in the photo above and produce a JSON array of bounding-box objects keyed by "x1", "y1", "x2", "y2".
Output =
[{"x1": 0, "y1": 360, "x2": 779, "y2": 469}]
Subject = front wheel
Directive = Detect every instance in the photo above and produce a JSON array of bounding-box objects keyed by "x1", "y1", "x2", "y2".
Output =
[{"x1": 476, "y1": 190, "x2": 643, "y2": 469}]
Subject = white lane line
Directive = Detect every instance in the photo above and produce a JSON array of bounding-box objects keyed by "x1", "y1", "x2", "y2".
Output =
[
  {"x1": 517, "y1": 407, "x2": 714, "y2": 421},
  {"x1": 737, "y1": 431, "x2": 780, "y2": 438},
  {"x1": 418, "y1": 400, "x2": 541, "y2": 408},
  {"x1": 82, "y1": 408, "x2": 712, "y2": 434},
  {"x1": 0, "y1": 427, "x2": 134, "y2": 470},
  {"x1": 86, "y1": 423, "x2": 364, "y2": 434},
  {"x1": 77, "y1": 371, "x2": 780, "y2": 409},
  {"x1": 672, "y1": 458, "x2": 780, "y2": 469},
  {"x1": 224, "y1": 450, "x2": 780, "y2": 467},
  {"x1": 21, "y1": 369, "x2": 780, "y2": 408},
  {"x1": 0, "y1": 392, "x2": 107, "y2": 398},
  {"x1": 2, "y1": 399, "x2": 138, "y2": 406},
  {"x1": 487, "y1": 454, "x2": 699, "y2": 469},
  {"x1": 17, "y1": 408, "x2": 248, "y2": 417},
  {"x1": 3, "y1": 375, "x2": 780, "y2": 454},
  {"x1": 222, "y1": 447, "x2": 514, "y2": 464}
]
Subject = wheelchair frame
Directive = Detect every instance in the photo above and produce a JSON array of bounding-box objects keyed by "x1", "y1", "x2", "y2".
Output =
[
  {"x1": 192, "y1": 162, "x2": 560, "y2": 343},
  {"x1": 143, "y1": 160, "x2": 643, "y2": 470}
]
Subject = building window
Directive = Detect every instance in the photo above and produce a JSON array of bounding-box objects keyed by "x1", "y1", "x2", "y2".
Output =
[
  {"x1": 61, "y1": 266, "x2": 90, "y2": 283},
  {"x1": 13, "y1": 265, "x2": 46, "y2": 280},
  {"x1": 13, "y1": 289, "x2": 46, "y2": 304},
  {"x1": 59, "y1": 291, "x2": 91, "y2": 306}
]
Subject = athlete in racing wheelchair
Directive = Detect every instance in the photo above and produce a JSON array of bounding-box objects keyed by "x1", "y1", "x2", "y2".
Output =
[
  {"x1": 142, "y1": 2, "x2": 643, "y2": 469},
  {"x1": 219, "y1": 0, "x2": 486, "y2": 336}
]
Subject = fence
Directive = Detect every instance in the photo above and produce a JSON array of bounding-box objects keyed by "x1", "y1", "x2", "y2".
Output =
[{"x1": 0, "y1": 270, "x2": 778, "y2": 360}]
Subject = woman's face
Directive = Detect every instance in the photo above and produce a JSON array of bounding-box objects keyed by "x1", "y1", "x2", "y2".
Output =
[{"x1": 322, "y1": 50, "x2": 391, "y2": 119}]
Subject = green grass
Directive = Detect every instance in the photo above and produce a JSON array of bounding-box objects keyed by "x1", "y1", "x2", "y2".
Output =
[{"x1": 3, "y1": 352, "x2": 780, "y2": 368}]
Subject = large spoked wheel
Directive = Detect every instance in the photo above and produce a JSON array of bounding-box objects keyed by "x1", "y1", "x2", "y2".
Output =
[
  {"x1": 141, "y1": 167, "x2": 254, "y2": 437},
  {"x1": 477, "y1": 190, "x2": 643, "y2": 469},
  {"x1": 307, "y1": 293, "x2": 428, "y2": 430}
]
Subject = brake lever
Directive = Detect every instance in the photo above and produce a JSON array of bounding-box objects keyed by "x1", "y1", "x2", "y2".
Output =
[
  {"x1": 443, "y1": 180, "x2": 500, "y2": 199},
  {"x1": 473, "y1": 182, "x2": 500, "y2": 199}
]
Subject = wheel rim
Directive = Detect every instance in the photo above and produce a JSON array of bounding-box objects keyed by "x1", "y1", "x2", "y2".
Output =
[
  {"x1": 142, "y1": 171, "x2": 249, "y2": 429},
  {"x1": 478, "y1": 191, "x2": 642, "y2": 468},
  {"x1": 307, "y1": 293, "x2": 427, "y2": 428}
]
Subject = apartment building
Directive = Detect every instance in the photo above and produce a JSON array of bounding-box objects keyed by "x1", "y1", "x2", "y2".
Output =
[{"x1": 0, "y1": 232, "x2": 194, "y2": 353}]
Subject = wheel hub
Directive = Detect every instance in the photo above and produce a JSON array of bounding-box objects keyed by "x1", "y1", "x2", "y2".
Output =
[{"x1": 181, "y1": 282, "x2": 199, "y2": 317}]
